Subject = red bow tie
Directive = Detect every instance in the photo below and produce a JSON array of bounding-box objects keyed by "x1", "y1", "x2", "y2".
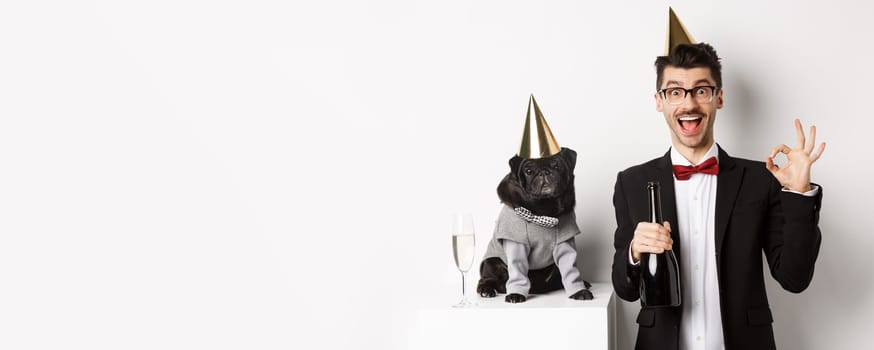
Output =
[{"x1": 673, "y1": 157, "x2": 719, "y2": 180}]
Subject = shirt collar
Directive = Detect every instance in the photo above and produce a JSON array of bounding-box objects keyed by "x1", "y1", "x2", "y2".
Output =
[{"x1": 670, "y1": 143, "x2": 719, "y2": 166}]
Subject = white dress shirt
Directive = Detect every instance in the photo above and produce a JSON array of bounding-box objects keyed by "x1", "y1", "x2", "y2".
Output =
[{"x1": 671, "y1": 144, "x2": 724, "y2": 350}]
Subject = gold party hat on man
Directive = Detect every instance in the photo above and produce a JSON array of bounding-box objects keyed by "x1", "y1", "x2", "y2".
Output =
[
  {"x1": 518, "y1": 94, "x2": 561, "y2": 159},
  {"x1": 664, "y1": 7, "x2": 696, "y2": 55}
]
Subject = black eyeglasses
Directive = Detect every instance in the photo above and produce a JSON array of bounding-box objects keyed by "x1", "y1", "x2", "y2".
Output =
[{"x1": 657, "y1": 86, "x2": 720, "y2": 105}]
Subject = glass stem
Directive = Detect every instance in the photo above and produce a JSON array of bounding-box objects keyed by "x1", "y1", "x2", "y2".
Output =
[{"x1": 461, "y1": 271, "x2": 466, "y2": 298}]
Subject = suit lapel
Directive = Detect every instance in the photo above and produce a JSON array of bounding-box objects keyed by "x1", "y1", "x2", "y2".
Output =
[
  {"x1": 654, "y1": 150, "x2": 681, "y2": 266},
  {"x1": 715, "y1": 146, "x2": 744, "y2": 257}
]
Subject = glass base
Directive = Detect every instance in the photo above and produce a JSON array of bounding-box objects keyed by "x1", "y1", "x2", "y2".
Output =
[{"x1": 452, "y1": 297, "x2": 477, "y2": 308}]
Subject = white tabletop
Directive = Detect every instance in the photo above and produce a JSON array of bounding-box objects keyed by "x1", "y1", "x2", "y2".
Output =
[{"x1": 407, "y1": 283, "x2": 617, "y2": 350}]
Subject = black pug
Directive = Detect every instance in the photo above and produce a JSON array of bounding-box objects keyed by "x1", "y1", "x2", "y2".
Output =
[{"x1": 477, "y1": 147, "x2": 592, "y2": 303}]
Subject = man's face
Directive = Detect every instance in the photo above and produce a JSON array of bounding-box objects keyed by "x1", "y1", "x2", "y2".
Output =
[{"x1": 655, "y1": 66, "x2": 723, "y2": 152}]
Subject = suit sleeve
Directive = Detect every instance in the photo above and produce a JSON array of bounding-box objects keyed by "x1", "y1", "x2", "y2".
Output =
[
  {"x1": 612, "y1": 171, "x2": 642, "y2": 301},
  {"x1": 763, "y1": 178, "x2": 823, "y2": 293}
]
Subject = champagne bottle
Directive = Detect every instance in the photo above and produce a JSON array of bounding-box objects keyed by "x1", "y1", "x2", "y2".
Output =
[{"x1": 640, "y1": 181, "x2": 682, "y2": 307}]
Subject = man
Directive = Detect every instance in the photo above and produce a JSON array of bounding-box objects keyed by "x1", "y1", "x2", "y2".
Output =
[{"x1": 611, "y1": 9, "x2": 826, "y2": 350}]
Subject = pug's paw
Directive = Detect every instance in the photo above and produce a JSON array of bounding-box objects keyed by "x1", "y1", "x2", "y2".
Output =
[
  {"x1": 505, "y1": 293, "x2": 527, "y2": 303},
  {"x1": 569, "y1": 289, "x2": 594, "y2": 300},
  {"x1": 477, "y1": 282, "x2": 499, "y2": 298}
]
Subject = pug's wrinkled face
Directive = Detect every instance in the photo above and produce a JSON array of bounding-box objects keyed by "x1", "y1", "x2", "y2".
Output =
[{"x1": 515, "y1": 152, "x2": 573, "y2": 198}]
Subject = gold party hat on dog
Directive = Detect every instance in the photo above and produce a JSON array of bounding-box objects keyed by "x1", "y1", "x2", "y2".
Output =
[
  {"x1": 518, "y1": 94, "x2": 561, "y2": 159},
  {"x1": 664, "y1": 7, "x2": 696, "y2": 55}
]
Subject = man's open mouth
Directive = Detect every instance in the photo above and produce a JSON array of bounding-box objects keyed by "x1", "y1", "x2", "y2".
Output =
[{"x1": 678, "y1": 115, "x2": 703, "y2": 134}]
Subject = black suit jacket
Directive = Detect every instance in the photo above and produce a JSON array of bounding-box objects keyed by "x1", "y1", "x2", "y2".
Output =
[{"x1": 611, "y1": 146, "x2": 822, "y2": 350}]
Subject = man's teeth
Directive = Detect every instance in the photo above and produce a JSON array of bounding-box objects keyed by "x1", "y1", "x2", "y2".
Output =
[{"x1": 678, "y1": 116, "x2": 702, "y2": 131}]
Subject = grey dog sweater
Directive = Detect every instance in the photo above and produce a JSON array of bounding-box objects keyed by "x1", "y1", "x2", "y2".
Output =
[{"x1": 483, "y1": 205, "x2": 587, "y2": 296}]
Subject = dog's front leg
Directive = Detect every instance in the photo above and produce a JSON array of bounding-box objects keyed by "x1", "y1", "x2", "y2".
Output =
[
  {"x1": 554, "y1": 238, "x2": 593, "y2": 300},
  {"x1": 503, "y1": 240, "x2": 530, "y2": 303}
]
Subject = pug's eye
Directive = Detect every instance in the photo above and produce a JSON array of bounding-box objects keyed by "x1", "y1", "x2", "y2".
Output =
[
  {"x1": 524, "y1": 168, "x2": 533, "y2": 175},
  {"x1": 552, "y1": 163, "x2": 561, "y2": 170}
]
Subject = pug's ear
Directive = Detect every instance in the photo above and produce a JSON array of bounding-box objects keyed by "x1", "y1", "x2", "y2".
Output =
[
  {"x1": 560, "y1": 147, "x2": 577, "y2": 169},
  {"x1": 508, "y1": 155, "x2": 523, "y2": 177}
]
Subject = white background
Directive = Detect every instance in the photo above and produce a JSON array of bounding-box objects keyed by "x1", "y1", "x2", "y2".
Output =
[{"x1": 0, "y1": 0, "x2": 871, "y2": 349}]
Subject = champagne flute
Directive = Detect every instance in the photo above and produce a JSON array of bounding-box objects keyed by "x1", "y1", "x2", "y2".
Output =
[{"x1": 451, "y1": 213, "x2": 476, "y2": 308}]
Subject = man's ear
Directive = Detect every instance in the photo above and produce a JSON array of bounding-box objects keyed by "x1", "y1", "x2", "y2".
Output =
[
  {"x1": 560, "y1": 148, "x2": 577, "y2": 169},
  {"x1": 655, "y1": 92, "x2": 664, "y2": 112},
  {"x1": 716, "y1": 88, "x2": 724, "y2": 109}
]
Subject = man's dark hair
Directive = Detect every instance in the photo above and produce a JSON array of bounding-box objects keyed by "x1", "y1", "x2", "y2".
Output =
[{"x1": 655, "y1": 43, "x2": 722, "y2": 90}]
